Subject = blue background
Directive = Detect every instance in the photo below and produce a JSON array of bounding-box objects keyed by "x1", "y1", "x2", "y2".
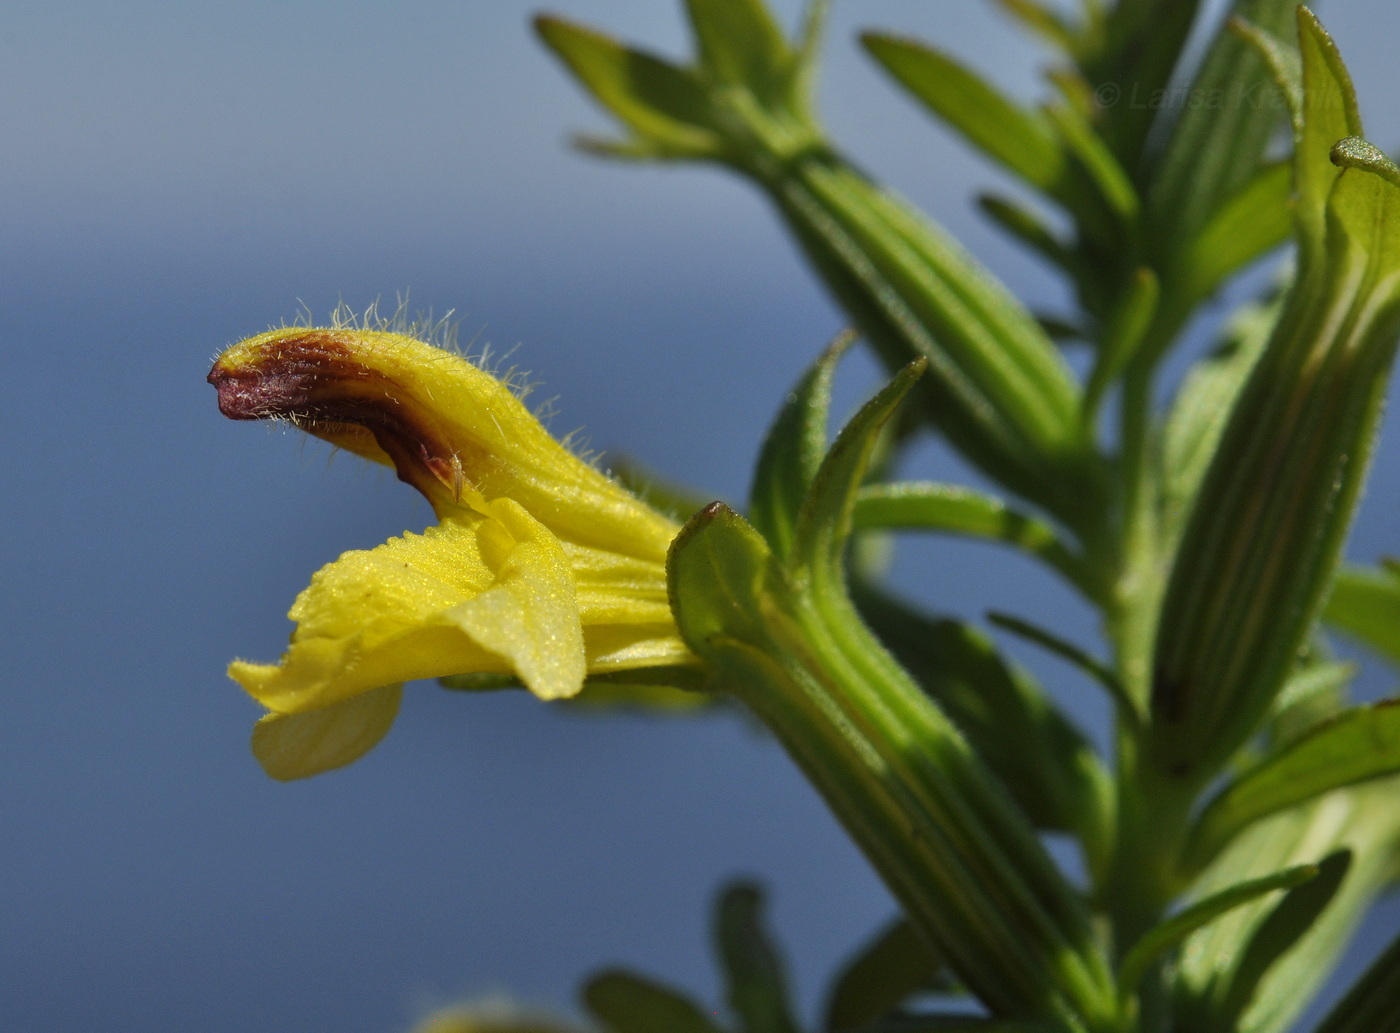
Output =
[{"x1": 4, "y1": 1, "x2": 1400, "y2": 1030}]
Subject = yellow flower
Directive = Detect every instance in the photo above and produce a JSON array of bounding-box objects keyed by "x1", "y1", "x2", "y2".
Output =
[{"x1": 209, "y1": 322, "x2": 691, "y2": 779}]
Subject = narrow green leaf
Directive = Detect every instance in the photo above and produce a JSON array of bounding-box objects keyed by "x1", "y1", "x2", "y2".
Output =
[
  {"x1": 1325, "y1": 563, "x2": 1400, "y2": 667},
  {"x1": 852, "y1": 482, "x2": 1091, "y2": 596},
  {"x1": 1187, "y1": 703, "x2": 1400, "y2": 873},
  {"x1": 977, "y1": 194, "x2": 1079, "y2": 277},
  {"x1": 987, "y1": 612, "x2": 1140, "y2": 730},
  {"x1": 1116, "y1": 865, "x2": 1318, "y2": 1000},
  {"x1": 1147, "y1": 0, "x2": 1297, "y2": 268},
  {"x1": 534, "y1": 16, "x2": 720, "y2": 159},
  {"x1": 1044, "y1": 102, "x2": 1140, "y2": 225},
  {"x1": 1210, "y1": 850, "x2": 1352, "y2": 1030},
  {"x1": 991, "y1": 0, "x2": 1079, "y2": 55},
  {"x1": 861, "y1": 34, "x2": 1067, "y2": 195},
  {"x1": 749, "y1": 334, "x2": 852, "y2": 560},
  {"x1": 684, "y1": 0, "x2": 790, "y2": 100},
  {"x1": 582, "y1": 970, "x2": 725, "y2": 1033},
  {"x1": 825, "y1": 917, "x2": 951, "y2": 1031},
  {"x1": 790, "y1": 360, "x2": 926, "y2": 578},
  {"x1": 1182, "y1": 161, "x2": 1293, "y2": 303},
  {"x1": 1083, "y1": 266, "x2": 1159, "y2": 419},
  {"x1": 1084, "y1": 0, "x2": 1201, "y2": 166},
  {"x1": 715, "y1": 883, "x2": 800, "y2": 1033}
]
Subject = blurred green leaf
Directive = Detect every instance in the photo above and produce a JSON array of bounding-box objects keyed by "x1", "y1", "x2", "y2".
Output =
[
  {"x1": 1117, "y1": 864, "x2": 1318, "y2": 1001},
  {"x1": 1268, "y1": 656, "x2": 1354, "y2": 747},
  {"x1": 1083, "y1": 266, "x2": 1158, "y2": 418},
  {"x1": 715, "y1": 883, "x2": 800, "y2": 1033},
  {"x1": 1312, "y1": 923, "x2": 1400, "y2": 1033},
  {"x1": 1181, "y1": 160, "x2": 1293, "y2": 303},
  {"x1": 582, "y1": 970, "x2": 725, "y2": 1033},
  {"x1": 1187, "y1": 703, "x2": 1400, "y2": 873},
  {"x1": 1147, "y1": 0, "x2": 1297, "y2": 271},
  {"x1": 852, "y1": 482, "x2": 1090, "y2": 595},
  {"x1": 825, "y1": 917, "x2": 952, "y2": 1031},
  {"x1": 861, "y1": 34, "x2": 1068, "y2": 195},
  {"x1": 1208, "y1": 850, "x2": 1352, "y2": 1031},
  {"x1": 991, "y1": 0, "x2": 1080, "y2": 55},
  {"x1": 1326, "y1": 563, "x2": 1400, "y2": 667},
  {"x1": 534, "y1": 16, "x2": 721, "y2": 158},
  {"x1": 1044, "y1": 102, "x2": 1140, "y2": 226},
  {"x1": 988, "y1": 612, "x2": 1137, "y2": 727},
  {"x1": 977, "y1": 195, "x2": 1079, "y2": 278},
  {"x1": 685, "y1": 0, "x2": 790, "y2": 100}
]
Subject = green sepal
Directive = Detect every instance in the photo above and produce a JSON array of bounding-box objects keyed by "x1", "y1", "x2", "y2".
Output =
[
  {"x1": 749, "y1": 333, "x2": 852, "y2": 560},
  {"x1": 824, "y1": 917, "x2": 953, "y2": 1031},
  {"x1": 668, "y1": 501, "x2": 778, "y2": 665},
  {"x1": 1116, "y1": 864, "x2": 1319, "y2": 1002},
  {"x1": 860, "y1": 34, "x2": 1068, "y2": 196},
  {"x1": 582, "y1": 970, "x2": 725, "y2": 1033},
  {"x1": 852, "y1": 482, "x2": 1091, "y2": 596},
  {"x1": 789, "y1": 359, "x2": 926, "y2": 579},
  {"x1": 1205, "y1": 850, "x2": 1352, "y2": 1032},
  {"x1": 1185, "y1": 702, "x2": 1400, "y2": 874},
  {"x1": 533, "y1": 16, "x2": 722, "y2": 160},
  {"x1": 714, "y1": 883, "x2": 800, "y2": 1033},
  {"x1": 1325, "y1": 562, "x2": 1400, "y2": 667}
]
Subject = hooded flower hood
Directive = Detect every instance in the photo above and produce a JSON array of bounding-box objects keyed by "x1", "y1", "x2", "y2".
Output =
[{"x1": 210, "y1": 321, "x2": 691, "y2": 779}]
